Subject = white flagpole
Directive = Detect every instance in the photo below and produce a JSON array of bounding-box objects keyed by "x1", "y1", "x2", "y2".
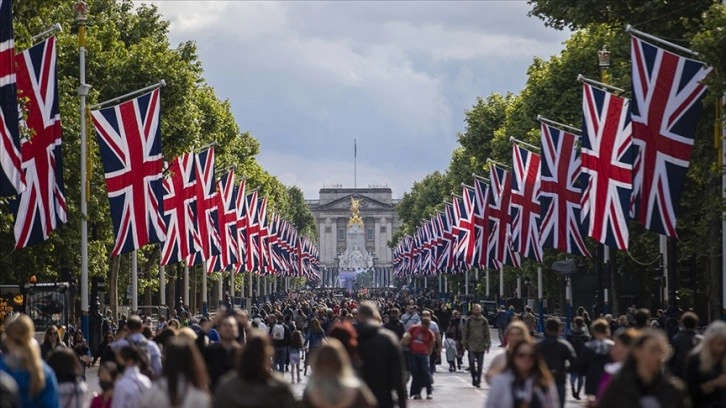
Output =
[
  {"x1": 217, "y1": 273, "x2": 223, "y2": 306},
  {"x1": 230, "y1": 271, "x2": 235, "y2": 307},
  {"x1": 76, "y1": 1, "x2": 90, "y2": 338},
  {"x1": 159, "y1": 265, "x2": 165, "y2": 306},
  {"x1": 202, "y1": 261, "x2": 208, "y2": 316},
  {"x1": 486, "y1": 269, "x2": 490, "y2": 297},
  {"x1": 537, "y1": 267, "x2": 543, "y2": 333},
  {"x1": 183, "y1": 265, "x2": 190, "y2": 307},
  {"x1": 499, "y1": 268, "x2": 504, "y2": 297},
  {"x1": 131, "y1": 250, "x2": 138, "y2": 312}
]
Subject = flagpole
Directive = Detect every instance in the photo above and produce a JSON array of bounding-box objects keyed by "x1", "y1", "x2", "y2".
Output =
[
  {"x1": 89, "y1": 80, "x2": 166, "y2": 110},
  {"x1": 183, "y1": 264, "x2": 190, "y2": 307},
  {"x1": 159, "y1": 264, "x2": 165, "y2": 307},
  {"x1": 577, "y1": 74, "x2": 625, "y2": 94},
  {"x1": 217, "y1": 272, "x2": 223, "y2": 306},
  {"x1": 485, "y1": 268, "x2": 490, "y2": 297},
  {"x1": 76, "y1": 1, "x2": 90, "y2": 339},
  {"x1": 131, "y1": 250, "x2": 138, "y2": 312},
  {"x1": 537, "y1": 115, "x2": 582, "y2": 134},
  {"x1": 202, "y1": 261, "x2": 208, "y2": 316},
  {"x1": 354, "y1": 139, "x2": 357, "y2": 189}
]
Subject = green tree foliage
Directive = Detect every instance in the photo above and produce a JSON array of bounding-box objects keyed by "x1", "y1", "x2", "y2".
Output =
[{"x1": 0, "y1": 0, "x2": 312, "y2": 308}]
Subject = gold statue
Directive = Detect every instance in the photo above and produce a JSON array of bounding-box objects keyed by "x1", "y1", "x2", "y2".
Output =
[{"x1": 348, "y1": 197, "x2": 364, "y2": 227}]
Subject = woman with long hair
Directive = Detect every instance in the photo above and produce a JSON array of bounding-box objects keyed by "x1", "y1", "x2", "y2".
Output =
[
  {"x1": 89, "y1": 362, "x2": 119, "y2": 408},
  {"x1": 0, "y1": 314, "x2": 60, "y2": 407},
  {"x1": 112, "y1": 346, "x2": 152, "y2": 408},
  {"x1": 290, "y1": 330, "x2": 304, "y2": 384},
  {"x1": 139, "y1": 337, "x2": 210, "y2": 408},
  {"x1": 46, "y1": 348, "x2": 87, "y2": 408},
  {"x1": 92, "y1": 331, "x2": 116, "y2": 366},
  {"x1": 327, "y1": 322, "x2": 360, "y2": 368},
  {"x1": 486, "y1": 339, "x2": 559, "y2": 408},
  {"x1": 596, "y1": 327, "x2": 638, "y2": 401},
  {"x1": 302, "y1": 338, "x2": 377, "y2": 408},
  {"x1": 600, "y1": 328, "x2": 690, "y2": 408},
  {"x1": 213, "y1": 330, "x2": 296, "y2": 408},
  {"x1": 485, "y1": 320, "x2": 532, "y2": 385},
  {"x1": 304, "y1": 318, "x2": 327, "y2": 376},
  {"x1": 683, "y1": 320, "x2": 726, "y2": 408},
  {"x1": 39, "y1": 326, "x2": 66, "y2": 361}
]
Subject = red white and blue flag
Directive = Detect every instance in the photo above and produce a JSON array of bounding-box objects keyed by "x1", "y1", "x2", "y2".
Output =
[
  {"x1": 455, "y1": 186, "x2": 478, "y2": 268},
  {"x1": 488, "y1": 165, "x2": 521, "y2": 270},
  {"x1": 539, "y1": 122, "x2": 590, "y2": 257},
  {"x1": 581, "y1": 83, "x2": 633, "y2": 250},
  {"x1": 437, "y1": 204, "x2": 455, "y2": 273},
  {"x1": 630, "y1": 36, "x2": 712, "y2": 238},
  {"x1": 92, "y1": 89, "x2": 165, "y2": 255},
  {"x1": 510, "y1": 145, "x2": 542, "y2": 262},
  {"x1": 12, "y1": 36, "x2": 66, "y2": 248},
  {"x1": 245, "y1": 191, "x2": 261, "y2": 272},
  {"x1": 472, "y1": 177, "x2": 490, "y2": 269},
  {"x1": 0, "y1": 0, "x2": 24, "y2": 197},
  {"x1": 232, "y1": 180, "x2": 247, "y2": 273},
  {"x1": 160, "y1": 153, "x2": 197, "y2": 265},
  {"x1": 187, "y1": 147, "x2": 220, "y2": 266},
  {"x1": 207, "y1": 170, "x2": 238, "y2": 273}
]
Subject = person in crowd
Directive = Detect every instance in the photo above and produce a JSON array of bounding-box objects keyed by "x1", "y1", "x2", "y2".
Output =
[
  {"x1": 328, "y1": 322, "x2": 361, "y2": 369},
  {"x1": 289, "y1": 329, "x2": 304, "y2": 384},
  {"x1": 113, "y1": 315, "x2": 163, "y2": 378},
  {"x1": 574, "y1": 318, "x2": 613, "y2": 399},
  {"x1": 522, "y1": 306, "x2": 538, "y2": 335},
  {"x1": 112, "y1": 346, "x2": 152, "y2": 408},
  {"x1": 486, "y1": 339, "x2": 560, "y2": 408},
  {"x1": 486, "y1": 320, "x2": 532, "y2": 384},
  {"x1": 355, "y1": 302, "x2": 408, "y2": 408},
  {"x1": 634, "y1": 308, "x2": 651, "y2": 329},
  {"x1": 196, "y1": 314, "x2": 241, "y2": 389},
  {"x1": 0, "y1": 314, "x2": 60, "y2": 408},
  {"x1": 668, "y1": 311, "x2": 701, "y2": 379},
  {"x1": 383, "y1": 308, "x2": 405, "y2": 340},
  {"x1": 494, "y1": 306, "x2": 508, "y2": 346},
  {"x1": 448, "y1": 309, "x2": 466, "y2": 369},
  {"x1": 436, "y1": 304, "x2": 451, "y2": 335},
  {"x1": 600, "y1": 328, "x2": 690, "y2": 408},
  {"x1": 46, "y1": 348, "x2": 87, "y2": 408},
  {"x1": 269, "y1": 314, "x2": 291, "y2": 373},
  {"x1": 302, "y1": 338, "x2": 377, "y2": 408},
  {"x1": 444, "y1": 333, "x2": 457, "y2": 373},
  {"x1": 39, "y1": 326, "x2": 66, "y2": 361},
  {"x1": 683, "y1": 320, "x2": 726, "y2": 407},
  {"x1": 421, "y1": 310, "x2": 441, "y2": 378},
  {"x1": 89, "y1": 362, "x2": 119, "y2": 408},
  {"x1": 401, "y1": 304, "x2": 421, "y2": 331},
  {"x1": 566, "y1": 316, "x2": 589, "y2": 400},
  {"x1": 93, "y1": 331, "x2": 117, "y2": 367},
  {"x1": 139, "y1": 337, "x2": 211, "y2": 408},
  {"x1": 596, "y1": 327, "x2": 638, "y2": 401},
  {"x1": 71, "y1": 330, "x2": 92, "y2": 379},
  {"x1": 538, "y1": 317, "x2": 576, "y2": 407},
  {"x1": 462, "y1": 304, "x2": 491, "y2": 388},
  {"x1": 0, "y1": 369, "x2": 20, "y2": 408},
  {"x1": 304, "y1": 318, "x2": 327, "y2": 376},
  {"x1": 213, "y1": 330, "x2": 296, "y2": 408},
  {"x1": 408, "y1": 317, "x2": 435, "y2": 400}
]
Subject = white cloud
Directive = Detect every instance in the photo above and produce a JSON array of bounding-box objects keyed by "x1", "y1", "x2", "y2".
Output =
[{"x1": 144, "y1": 1, "x2": 571, "y2": 198}]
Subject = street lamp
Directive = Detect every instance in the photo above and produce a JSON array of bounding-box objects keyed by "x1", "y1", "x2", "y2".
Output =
[{"x1": 598, "y1": 47, "x2": 611, "y2": 84}]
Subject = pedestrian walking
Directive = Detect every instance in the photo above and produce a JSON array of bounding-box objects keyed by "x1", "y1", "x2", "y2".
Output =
[
  {"x1": 422, "y1": 310, "x2": 441, "y2": 378},
  {"x1": 383, "y1": 308, "x2": 405, "y2": 340},
  {"x1": 668, "y1": 311, "x2": 701, "y2": 379},
  {"x1": 485, "y1": 339, "x2": 560, "y2": 408},
  {"x1": 462, "y1": 304, "x2": 491, "y2": 388},
  {"x1": 596, "y1": 327, "x2": 638, "y2": 401},
  {"x1": 213, "y1": 330, "x2": 296, "y2": 408},
  {"x1": 196, "y1": 314, "x2": 241, "y2": 389},
  {"x1": 89, "y1": 362, "x2": 118, "y2": 408},
  {"x1": 112, "y1": 346, "x2": 152, "y2": 408},
  {"x1": 573, "y1": 318, "x2": 613, "y2": 399},
  {"x1": 494, "y1": 306, "x2": 508, "y2": 346},
  {"x1": 565, "y1": 316, "x2": 589, "y2": 400},
  {"x1": 39, "y1": 326, "x2": 66, "y2": 361},
  {"x1": 486, "y1": 320, "x2": 532, "y2": 384},
  {"x1": 0, "y1": 314, "x2": 60, "y2": 408},
  {"x1": 289, "y1": 330, "x2": 304, "y2": 384},
  {"x1": 600, "y1": 328, "x2": 690, "y2": 408},
  {"x1": 408, "y1": 317, "x2": 435, "y2": 400},
  {"x1": 304, "y1": 318, "x2": 327, "y2": 376},
  {"x1": 302, "y1": 338, "x2": 377, "y2": 408},
  {"x1": 683, "y1": 320, "x2": 726, "y2": 408},
  {"x1": 46, "y1": 348, "x2": 87, "y2": 408},
  {"x1": 401, "y1": 305, "x2": 421, "y2": 331},
  {"x1": 444, "y1": 335, "x2": 457, "y2": 372},
  {"x1": 270, "y1": 314, "x2": 292, "y2": 373},
  {"x1": 449, "y1": 310, "x2": 465, "y2": 369},
  {"x1": 139, "y1": 337, "x2": 211, "y2": 408},
  {"x1": 538, "y1": 317, "x2": 576, "y2": 408}
]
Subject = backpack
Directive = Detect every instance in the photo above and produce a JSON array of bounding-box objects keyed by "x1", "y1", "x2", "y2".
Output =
[{"x1": 272, "y1": 323, "x2": 285, "y2": 341}]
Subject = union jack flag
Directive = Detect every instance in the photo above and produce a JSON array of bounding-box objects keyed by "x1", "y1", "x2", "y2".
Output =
[
  {"x1": 438, "y1": 203, "x2": 455, "y2": 273},
  {"x1": 472, "y1": 178, "x2": 490, "y2": 268},
  {"x1": 160, "y1": 153, "x2": 197, "y2": 265},
  {"x1": 539, "y1": 122, "x2": 590, "y2": 257},
  {"x1": 207, "y1": 170, "x2": 238, "y2": 273},
  {"x1": 12, "y1": 36, "x2": 66, "y2": 248},
  {"x1": 581, "y1": 83, "x2": 633, "y2": 250},
  {"x1": 187, "y1": 147, "x2": 220, "y2": 266},
  {"x1": 455, "y1": 186, "x2": 478, "y2": 268},
  {"x1": 630, "y1": 36, "x2": 712, "y2": 238},
  {"x1": 232, "y1": 180, "x2": 247, "y2": 273},
  {"x1": 510, "y1": 145, "x2": 542, "y2": 262},
  {"x1": 92, "y1": 89, "x2": 165, "y2": 255},
  {"x1": 245, "y1": 191, "x2": 261, "y2": 272},
  {"x1": 257, "y1": 197, "x2": 271, "y2": 274},
  {"x1": 265, "y1": 213, "x2": 284, "y2": 274},
  {"x1": 488, "y1": 165, "x2": 521, "y2": 270},
  {"x1": 0, "y1": 0, "x2": 24, "y2": 197}
]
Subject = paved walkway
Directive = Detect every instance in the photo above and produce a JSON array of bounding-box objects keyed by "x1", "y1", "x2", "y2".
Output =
[{"x1": 84, "y1": 331, "x2": 585, "y2": 407}]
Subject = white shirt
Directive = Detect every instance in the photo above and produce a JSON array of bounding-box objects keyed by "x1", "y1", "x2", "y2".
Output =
[
  {"x1": 112, "y1": 333, "x2": 163, "y2": 377},
  {"x1": 112, "y1": 366, "x2": 152, "y2": 408}
]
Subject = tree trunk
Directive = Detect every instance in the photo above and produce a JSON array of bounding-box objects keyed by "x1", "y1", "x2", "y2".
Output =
[{"x1": 109, "y1": 255, "x2": 120, "y2": 320}]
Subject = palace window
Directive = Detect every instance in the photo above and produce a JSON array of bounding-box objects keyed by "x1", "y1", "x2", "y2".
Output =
[
  {"x1": 338, "y1": 228, "x2": 345, "y2": 241},
  {"x1": 367, "y1": 227, "x2": 374, "y2": 241}
]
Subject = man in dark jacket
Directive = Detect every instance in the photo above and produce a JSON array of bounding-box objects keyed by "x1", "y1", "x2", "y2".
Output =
[
  {"x1": 383, "y1": 308, "x2": 406, "y2": 340},
  {"x1": 196, "y1": 314, "x2": 241, "y2": 389},
  {"x1": 494, "y1": 306, "x2": 508, "y2": 345},
  {"x1": 356, "y1": 302, "x2": 408, "y2": 408},
  {"x1": 565, "y1": 316, "x2": 589, "y2": 399},
  {"x1": 539, "y1": 317, "x2": 576, "y2": 407},
  {"x1": 668, "y1": 311, "x2": 701, "y2": 378},
  {"x1": 574, "y1": 318, "x2": 613, "y2": 398}
]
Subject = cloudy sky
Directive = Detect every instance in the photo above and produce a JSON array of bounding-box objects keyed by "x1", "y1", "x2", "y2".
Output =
[{"x1": 148, "y1": 1, "x2": 571, "y2": 198}]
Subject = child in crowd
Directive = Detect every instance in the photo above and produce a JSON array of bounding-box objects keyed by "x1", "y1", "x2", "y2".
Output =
[{"x1": 444, "y1": 334, "x2": 457, "y2": 373}]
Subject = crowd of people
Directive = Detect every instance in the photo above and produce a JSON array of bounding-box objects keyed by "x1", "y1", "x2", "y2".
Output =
[{"x1": 0, "y1": 288, "x2": 725, "y2": 408}]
